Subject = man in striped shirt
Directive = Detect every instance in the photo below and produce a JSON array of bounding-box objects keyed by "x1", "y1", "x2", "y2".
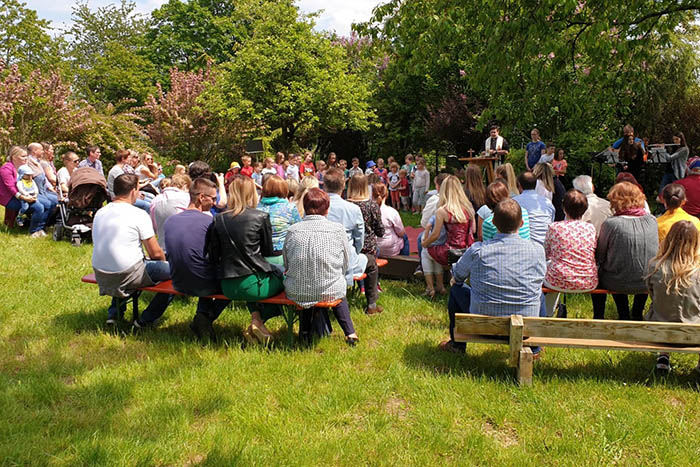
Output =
[{"x1": 440, "y1": 198, "x2": 546, "y2": 353}]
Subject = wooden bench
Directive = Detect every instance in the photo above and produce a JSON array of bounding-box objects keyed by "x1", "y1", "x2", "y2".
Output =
[
  {"x1": 81, "y1": 274, "x2": 342, "y2": 345},
  {"x1": 454, "y1": 313, "x2": 700, "y2": 385},
  {"x1": 350, "y1": 258, "x2": 388, "y2": 298}
]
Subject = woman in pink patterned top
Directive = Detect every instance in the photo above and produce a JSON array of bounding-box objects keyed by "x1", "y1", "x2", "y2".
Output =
[{"x1": 543, "y1": 189, "x2": 598, "y2": 316}]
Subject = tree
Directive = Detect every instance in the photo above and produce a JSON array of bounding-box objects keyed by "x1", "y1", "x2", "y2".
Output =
[
  {"x1": 211, "y1": 2, "x2": 376, "y2": 151},
  {"x1": 141, "y1": 66, "x2": 252, "y2": 168},
  {"x1": 0, "y1": 62, "x2": 90, "y2": 154},
  {"x1": 69, "y1": 0, "x2": 157, "y2": 107},
  {"x1": 0, "y1": 0, "x2": 63, "y2": 70},
  {"x1": 144, "y1": 0, "x2": 255, "y2": 76},
  {"x1": 359, "y1": 0, "x2": 700, "y2": 154}
]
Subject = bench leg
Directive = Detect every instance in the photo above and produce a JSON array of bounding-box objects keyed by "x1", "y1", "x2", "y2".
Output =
[
  {"x1": 283, "y1": 306, "x2": 297, "y2": 347},
  {"x1": 517, "y1": 347, "x2": 533, "y2": 386}
]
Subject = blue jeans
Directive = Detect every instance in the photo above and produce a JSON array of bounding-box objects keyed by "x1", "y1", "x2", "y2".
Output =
[
  {"x1": 399, "y1": 233, "x2": 410, "y2": 256},
  {"x1": 107, "y1": 260, "x2": 173, "y2": 323},
  {"x1": 417, "y1": 234, "x2": 423, "y2": 257},
  {"x1": 447, "y1": 282, "x2": 540, "y2": 353},
  {"x1": 134, "y1": 197, "x2": 151, "y2": 212},
  {"x1": 5, "y1": 196, "x2": 46, "y2": 233}
]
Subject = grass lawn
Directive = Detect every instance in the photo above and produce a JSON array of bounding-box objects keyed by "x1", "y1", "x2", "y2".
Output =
[{"x1": 1, "y1": 205, "x2": 700, "y2": 465}]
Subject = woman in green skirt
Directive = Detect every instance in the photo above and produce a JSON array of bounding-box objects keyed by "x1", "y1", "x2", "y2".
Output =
[{"x1": 207, "y1": 176, "x2": 283, "y2": 344}]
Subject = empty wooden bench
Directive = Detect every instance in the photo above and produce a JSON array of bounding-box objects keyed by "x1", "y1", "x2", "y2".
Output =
[
  {"x1": 81, "y1": 274, "x2": 341, "y2": 345},
  {"x1": 454, "y1": 313, "x2": 700, "y2": 385}
]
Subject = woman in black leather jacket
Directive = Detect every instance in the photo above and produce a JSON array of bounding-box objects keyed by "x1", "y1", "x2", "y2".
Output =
[{"x1": 207, "y1": 176, "x2": 283, "y2": 344}]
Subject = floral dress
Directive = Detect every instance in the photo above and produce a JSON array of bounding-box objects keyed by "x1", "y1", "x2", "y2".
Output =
[{"x1": 350, "y1": 199, "x2": 385, "y2": 256}]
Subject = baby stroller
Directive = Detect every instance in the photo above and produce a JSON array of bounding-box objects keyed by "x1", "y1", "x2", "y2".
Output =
[{"x1": 53, "y1": 167, "x2": 109, "y2": 246}]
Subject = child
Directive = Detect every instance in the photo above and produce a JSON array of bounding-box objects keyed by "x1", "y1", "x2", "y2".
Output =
[
  {"x1": 174, "y1": 164, "x2": 187, "y2": 176},
  {"x1": 15, "y1": 165, "x2": 38, "y2": 227},
  {"x1": 365, "y1": 160, "x2": 376, "y2": 175},
  {"x1": 347, "y1": 157, "x2": 363, "y2": 179},
  {"x1": 274, "y1": 152, "x2": 286, "y2": 178},
  {"x1": 402, "y1": 154, "x2": 415, "y2": 210},
  {"x1": 315, "y1": 160, "x2": 327, "y2": 188},
  {"x1": 387, "y1": 162, "x2": 401, "y2": 208},
  {"x1": 374, "y1": 158, "x2": 388, "y2": 184},
  {"x1": 538, "y1": 143, "x2": 556, "y2": 164},
  {"x1": 261, "y1": 157, "x2": 277, "y2": 177},
  {"x1": 552, "y1": 148, "x2": 568, "y2": 179},
  {"x1": 387, "y1": 156, "x2": 396, "y2": 167},
  {"x1": 398, "y1": 169, "x2": 410, "y2": 211},
  {"x1": 412, "y1": 157, "x2": 430, "y2": 214},
  {"x1": 251, "y1": 161, "x2": 263, "y2": 188},
  {"x1": 286, "y1": 154, "x2": 300, "y2": 182},
  {"x1": 300, "y1": 151, "x2": 316, "y2": 178},
  {"x1": 339, "y1": 159, "x2": 349, "y2": 179},
  {"x1": 240, "y1": 155, "x2": 254, "y2": 177},
  {"x1": 224, "y1": 161, "x2": 240, "y2": 186}
]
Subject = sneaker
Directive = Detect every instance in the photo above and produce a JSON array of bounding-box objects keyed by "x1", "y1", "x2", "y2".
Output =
[
  {"x1": 655, "y1": 355, "x2": 671, "y2": 375},
  {"x1": 38, "y1": 230, "x2": 47, "y2": 237},
  {"x1": 377, "y1": 283, "x2": 383, "y2": 293},
  {"x1": 413, "y1": 265, "x2": 423, "y2": 276},
  {"x1": 105, "y1": 317, "x2": 117, "y2": 326},
  {"x1": 30, "y1": 231, "x2": 43, "y2": 238},
  {"x1": 16, "y1": 216, "x2": 24, "y2": 227}
]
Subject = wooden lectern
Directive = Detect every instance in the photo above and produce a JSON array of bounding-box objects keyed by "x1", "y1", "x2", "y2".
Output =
[{"x1": 457, "y1": 156, "x2": 498, "y2": 183}]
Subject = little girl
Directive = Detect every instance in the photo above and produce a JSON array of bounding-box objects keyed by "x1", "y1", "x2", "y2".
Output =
[
  {"x1": 374, "y1": 158, "x2": 388, "y2": 184},
  {"x1": 552, "y1": 148, "x2": 568, "y2": 179},
  {"x1": 262, "y1": 157, "x2": 277, "y2": 177},
  {"x1": 387, "y1": 162, "x2": 400, "y2": 208},
  {"x1": 398, "y1": 169, "x2": 410, "y2": 211}
]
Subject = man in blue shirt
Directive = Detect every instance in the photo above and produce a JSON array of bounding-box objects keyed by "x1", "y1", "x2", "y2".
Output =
[
  {"x1": 78, "y1": 145, "x2": 104, "y2": 177},
  {"x1": 513, "y1": 172, "x2": 554, "y2": 246},
  {"x1": 440, "y1": 198, "x2": 546, "y2": 353},
  {"x1": 610, "y1": 124, "x2": 645, "y2": 151},
  {"x1": 324, "y1": 168, "x2": 382, "y2": 314},
  {"x1": 525, "y1": 128, "x2": 546, "y2": 170},
  {"x1": 164, "y1": 177, "x2": 230, "y2": 341}
]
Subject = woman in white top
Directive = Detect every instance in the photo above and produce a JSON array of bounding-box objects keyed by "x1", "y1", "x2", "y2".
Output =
[
  {"x1": 372, "y1": 183, "x2": 410, "y2": 257},
  {"x1": 57, "y1": 151, "x2": 80, "y2": 196}
]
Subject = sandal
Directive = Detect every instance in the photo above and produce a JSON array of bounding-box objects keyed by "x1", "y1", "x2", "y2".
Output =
[
  {"x1": 242, "y1": 326, "x2": 258, "y2": 345},
  {"x1": 250, "y1": 322, "x2": 273, "y2": 346},
  {"x1": 436, "y1": 288, "x2": 448, "y2": 296}
]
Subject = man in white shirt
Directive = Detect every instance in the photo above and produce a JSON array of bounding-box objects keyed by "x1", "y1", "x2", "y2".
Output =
[
  {"x1": 572, "y1": 175, "x2": 613, "y2": 233},
  {"x1": 92, "y1": 173, "x2": 172, "y2": 327}
]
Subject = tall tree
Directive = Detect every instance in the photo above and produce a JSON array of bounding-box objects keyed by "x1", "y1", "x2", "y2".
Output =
[
  {"x1": 0, "y1": 0, "x2": 63, "y2": 70},
  {"x1": 69, "y1": 0, "x2": 157, "y2": 107},
  {"x1": 210, "y1": 2, "x2": 376, "y2": 151}
]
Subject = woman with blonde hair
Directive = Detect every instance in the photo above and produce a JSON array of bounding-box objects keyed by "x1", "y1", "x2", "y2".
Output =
[
  {"x1": 592, "y1": 181, "x2": 658, "y2": 320},
  {"x1": 207, "y1": 176, "x2": 283, "y2": 345},
  {"x1": 292, "y1": 175, "x2": 319, "y2": 215},
  {"x1": 463, "y1": 164, "x2": 486, "y2": 210},
  {"x1": 533, "y1": 162, "x2": 565, "y2": 220},
  {"x1": 422, "y1": 175, "x2": 475, "y2": 297},
  {"x1": 495, "y1": 163, "x2": 519, "y2": 197},
  {"x1": 645, "y1": 221, "x2": 700, "y2": 374}
]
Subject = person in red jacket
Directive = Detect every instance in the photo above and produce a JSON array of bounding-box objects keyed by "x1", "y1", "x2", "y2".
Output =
[{"x1": 240, "y1": 155, "x2": 254, "y2": 178}]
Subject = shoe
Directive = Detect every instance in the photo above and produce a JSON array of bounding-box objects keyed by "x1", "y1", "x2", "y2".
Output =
[
  {"x1": 532, "y1": 348, "x2": 543, "y2": 361},
  {"x1": 377, "y1": 283, "x2": 383, "y2": 293},
  {"x1": 243, "y1": 326, "x2": 258, "y2": 345},
  {"x1": 365, "y1": 305, "x2": 383, "y2": 315},
  {"x1": 30, "y1": 231, "x2": 43, "y2": 238},
  {"x1": 423, "y1": 289, "x2": 435, "y2": 299},
  {"x1": 105, "y1": 317, "x2": 117, "y2": 326},
  {"x1": 16, "y1": 216, "x2": 24, "y2": 227},
  {"x1": 346, "y1": 336, "x2": 359, "y2": 347},
  {"x1": 360, "y1": 287, "x2": 365, "y2": 294},
  {"x1": 250, "y1": 322, "x2": 272, "y2": 346},
  {"x1": 39, "y1": 230, "x2": 47, "y2": 237},
  {"x1": 190, "y1": 313, "x2": 217, "y2": 342},
  {"x1": 436, "y1": 288, "x2": 448, "y2": 296},
  {"x1": 413, "y1": 266, "x2": 423, "y2": 276},
  {"x1": 655, "y1": 355, "x2": 671, "y2": 375},
  {"x1": 438, "y1": 340, "x2": 465, "y2": 354}
]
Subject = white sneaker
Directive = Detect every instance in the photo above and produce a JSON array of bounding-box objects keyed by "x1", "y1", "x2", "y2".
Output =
[
  {"x1": 39, "y1": 230, "x2": 47, "y2": 237},
  {"x1": 30, "y1": 231, "x2": 43, "y2": 238}
]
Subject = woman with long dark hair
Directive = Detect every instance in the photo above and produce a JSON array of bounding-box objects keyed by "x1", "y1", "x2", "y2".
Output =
[{"x1": 618, "y1": 134, "x2": 645, "y2": 182}]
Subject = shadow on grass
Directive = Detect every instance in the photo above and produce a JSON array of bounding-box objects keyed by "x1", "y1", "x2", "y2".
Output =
[{"x1": 402, "y1": 340, "x2": 700, "y2": 389}]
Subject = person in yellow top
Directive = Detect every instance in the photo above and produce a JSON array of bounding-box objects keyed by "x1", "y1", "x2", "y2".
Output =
[{"x1": 657, "y1": 184, "x2": 700, "y2": 244}]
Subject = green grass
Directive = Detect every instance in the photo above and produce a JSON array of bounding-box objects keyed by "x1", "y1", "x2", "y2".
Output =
[{"x1": 1, "y1": 206, "x2": 700, "y2": 465}]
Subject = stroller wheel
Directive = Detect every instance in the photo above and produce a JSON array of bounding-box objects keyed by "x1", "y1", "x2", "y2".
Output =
[
  {"x1": 52, "y1": 225, "x2": 63, "y2": 241},
  {"x1": 71, "y1": 233, "x2": 82, "y2": 247}
]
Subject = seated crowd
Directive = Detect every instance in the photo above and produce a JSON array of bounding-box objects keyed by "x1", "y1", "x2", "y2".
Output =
[{"x1": 2, "y1": 144, "x2": 700, "y2": 374}]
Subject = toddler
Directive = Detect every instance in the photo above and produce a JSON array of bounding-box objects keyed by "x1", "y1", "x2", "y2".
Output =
[
  {"x1": 15, "y1": 165, "x2": 38, "y2": 227},
  {"x1": 411, "y1": 157, "x2": 430, "y2": 213},
  {"x1": 387, "y1": 162, "x2": 401, "y2": 208},
  {"x1": 240, "y1": 155, "x2": 253, "y2": 177},
  {"x1": 398, "y1": 169, "x2": 410, "y2": 211}
]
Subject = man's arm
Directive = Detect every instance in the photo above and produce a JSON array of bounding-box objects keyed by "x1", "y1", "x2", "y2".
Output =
[
  {"x1": 451, "y1": 245, "x2": 477, "y2": 284},
  {"x1": 143, "y1": 236, "x2": 166, "y2": 261}
]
